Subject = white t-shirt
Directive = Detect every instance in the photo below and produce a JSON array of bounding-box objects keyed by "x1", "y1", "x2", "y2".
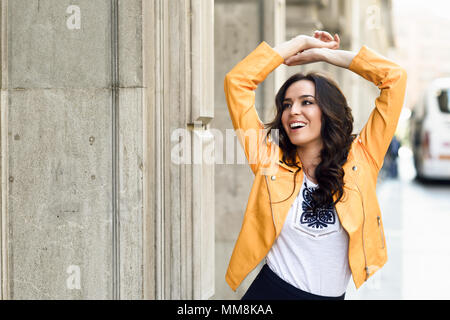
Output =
[{"x1": 266, "y1": 173, "x2": 351, "y2": 297}]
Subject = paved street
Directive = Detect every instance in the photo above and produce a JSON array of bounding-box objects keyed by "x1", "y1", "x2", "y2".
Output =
[{"x1": 346, "y1": 147, "x2": 450, "y2": 300}]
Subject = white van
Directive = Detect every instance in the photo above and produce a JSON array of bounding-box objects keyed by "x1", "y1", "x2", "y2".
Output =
[{"x1": 410, "y1": 78, "x2": 450, "y2": 180}]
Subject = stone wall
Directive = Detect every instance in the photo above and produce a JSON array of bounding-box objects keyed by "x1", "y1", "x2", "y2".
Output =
[{"x1": 0, "y1": 0, "x2": 215, "y2": 300}]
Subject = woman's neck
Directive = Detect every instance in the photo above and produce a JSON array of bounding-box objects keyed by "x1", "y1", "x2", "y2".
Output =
[{"x1": 297, "y1": 145, "x2": 322, "y2": 184}]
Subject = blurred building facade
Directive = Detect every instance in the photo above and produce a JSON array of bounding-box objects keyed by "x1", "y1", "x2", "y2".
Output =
[
  {"x1": 213, "y1": 0, "x2": 396, "y2": 299},
  {"x1": 392, "y1": 0, "x2": 450, "y2": 111}
]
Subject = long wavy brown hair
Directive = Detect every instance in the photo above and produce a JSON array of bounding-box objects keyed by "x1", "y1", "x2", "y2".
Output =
[{"x1": 266, "y1": 72, "x2": 356, "y2": 209}]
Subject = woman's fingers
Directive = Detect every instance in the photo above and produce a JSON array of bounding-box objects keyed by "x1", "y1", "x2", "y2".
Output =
[
  {"x1": 308, "y1": 36, "x2": 333, "y2": 47},
  {"x1": 284, "y1": 52, "x2": 300, "y2": 65},
  {"x1": 327, "y1": 33, "x2": 340, "y2": 49},
  {"x1": 314, "y1": 30, "x2": 333, "y2": 42},
  {"x1": 313, "y1": 31, "x2": 340, "y2": 49},
  {"x1": 285, "y1": 48, "x2": 320, "y2": 66},
  {"x1": 334, "y1": 33, "x2": 340, "y2": 47},
  {"x1": 285, "y1": 54, "x2": 308, "y2": 66},
  {"x1": 284, "y1": 55, "x2": 295, "y2": 65}
]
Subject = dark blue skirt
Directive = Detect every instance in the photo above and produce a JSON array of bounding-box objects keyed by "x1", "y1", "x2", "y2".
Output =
[{"x1": 241, "y1": 264, "x2": 345, "y2": 300}]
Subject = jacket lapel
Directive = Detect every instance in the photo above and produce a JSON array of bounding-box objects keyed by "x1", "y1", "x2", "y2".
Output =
[{"x1": 268, "y1": 153, "x2": 303, "y2": 238}]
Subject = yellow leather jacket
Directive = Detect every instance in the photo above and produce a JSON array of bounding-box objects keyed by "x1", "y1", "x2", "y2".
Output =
[{"x1": 223, "y1": 41, "x2": 407, "y2": 291}]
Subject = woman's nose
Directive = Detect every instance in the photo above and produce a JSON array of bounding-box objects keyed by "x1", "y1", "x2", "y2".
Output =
[{"x1": 290, "y1": 102, "x2": 302, "y2": 115}]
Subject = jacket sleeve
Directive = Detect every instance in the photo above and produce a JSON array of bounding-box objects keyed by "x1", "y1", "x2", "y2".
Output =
[
  {"x1": 224, "y1": 41, "x2": 284, "y2": 175},
  {"x1": 348, "y1": 46, "x2": 407, "y2": 171}
]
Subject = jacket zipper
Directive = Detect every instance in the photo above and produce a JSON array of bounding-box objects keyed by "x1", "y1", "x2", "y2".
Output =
[
  {"x1": 355, "y1": 184, "x2": 369, "y2": 280},
  {"x1": 264, "y1": 175, "x2": 277, "y2": 236},
  {"x1": 377, "y1": 216, "x2": 385, "y2": 249}
]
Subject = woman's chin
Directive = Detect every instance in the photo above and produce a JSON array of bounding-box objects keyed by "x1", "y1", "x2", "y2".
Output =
[
  {"x1": 288, "y1": 136, "x2": 321, "y2": 148},
  {"x1": 289, "y1": 137, "x2": 310, "y2": 147}
]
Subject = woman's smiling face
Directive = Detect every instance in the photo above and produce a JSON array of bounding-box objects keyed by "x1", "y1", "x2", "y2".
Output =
[{"x1": 281, "y1": 80, "x2": 323, "y2": 148}]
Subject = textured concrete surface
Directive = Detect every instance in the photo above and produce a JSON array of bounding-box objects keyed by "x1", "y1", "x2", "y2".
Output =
[
  {"x1": 8, "y1": 0, "x2": 111, "y2": 89},
  {"x1": 8, "y1": 88, "x2": 113, "y2": 299},
  {"x1": 3, "y1": 0, "x2": 144, "y2": 299}
]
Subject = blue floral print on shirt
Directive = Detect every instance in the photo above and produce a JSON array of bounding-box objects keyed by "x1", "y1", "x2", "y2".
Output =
[{"x1": 300, "y1": 182, "x2": 336, "y2": 229}]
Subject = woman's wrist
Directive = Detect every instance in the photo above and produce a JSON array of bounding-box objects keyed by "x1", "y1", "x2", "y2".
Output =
[
  {"x1": 272, "y1": 36, "x2": 305, "y2": 60},
  {"x1": 321, "y1": 49, "x2": 357, "y2": 69}
]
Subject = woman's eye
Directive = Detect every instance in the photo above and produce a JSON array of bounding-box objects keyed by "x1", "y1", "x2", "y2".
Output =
[
  {"x1": 302, "y1": 100, "x2": 313, "y2": 106},
  {"x1": 282, "y1": 103, "x2": 292, "y2": 109}
]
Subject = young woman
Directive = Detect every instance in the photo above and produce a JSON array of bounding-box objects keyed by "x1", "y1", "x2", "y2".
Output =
[{"x1": 223, "y1": 31, "x2": 407, "y2": 300}]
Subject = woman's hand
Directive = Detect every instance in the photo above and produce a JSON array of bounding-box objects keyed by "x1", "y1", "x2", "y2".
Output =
[
  {"x1": 273, "y1": 31, "x2": 339, "y2": 61},
  {"x1": 284, "y1": 31, "x2": 339, "y2": 66},
  {"x1": 307, "y1": 31, "x2": 340, "y2": 50},
  {"x1": 284, "y1": 31, "x2": 357, "y2": 69},
  {"x1": 284, "y1": 47, "x2": 328, "y2": 66},
  {"x1": 312, "y1": 31, "x2": 340, "y2": 48}
]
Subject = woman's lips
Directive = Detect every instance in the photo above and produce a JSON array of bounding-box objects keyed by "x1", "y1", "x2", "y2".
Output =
[{"x1": 289, "y1": 121, "x2": 307, "y2": 131}]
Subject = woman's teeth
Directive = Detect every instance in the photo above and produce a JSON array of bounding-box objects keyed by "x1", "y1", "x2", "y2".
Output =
[{"x1": 290, "y1": 122, "x2": 306, "y2": 129}]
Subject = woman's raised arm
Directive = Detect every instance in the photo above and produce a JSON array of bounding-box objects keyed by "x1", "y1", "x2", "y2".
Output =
[
  {"x1": 284, "y1": 41, "x2": 407, "y2": 172},
  {"x1": 224, "y1": 33, "x2": 340, "y2": 175}
]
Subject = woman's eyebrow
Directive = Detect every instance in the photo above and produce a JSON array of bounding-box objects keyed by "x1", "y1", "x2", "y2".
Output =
[
  {"x1": 283, "y1": 95, "x2": 315, "y2": 102},
  {"x1": 299, "y1": 95, "x2": 315, "y2": 100}
]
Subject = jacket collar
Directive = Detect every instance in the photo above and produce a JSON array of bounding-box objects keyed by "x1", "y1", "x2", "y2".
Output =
[{"x1": 277, "y1": 149, "x2": 302, "y2": 173}]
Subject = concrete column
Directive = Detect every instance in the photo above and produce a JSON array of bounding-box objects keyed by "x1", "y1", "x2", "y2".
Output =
[
  {"x1": 0, "y1": 0, "x2": 215, "y2": 300},
  {"x1": 1, "y1": 0, "x2": 115, "y2": 300},
  {"x1": 190, "y1": 0, "x2": 215, "y2": 300}
]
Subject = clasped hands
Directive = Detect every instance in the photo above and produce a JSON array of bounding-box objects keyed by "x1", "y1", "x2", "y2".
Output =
[{"x1": 283, "y1": 31, "x2": 340, "y2": 66}]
